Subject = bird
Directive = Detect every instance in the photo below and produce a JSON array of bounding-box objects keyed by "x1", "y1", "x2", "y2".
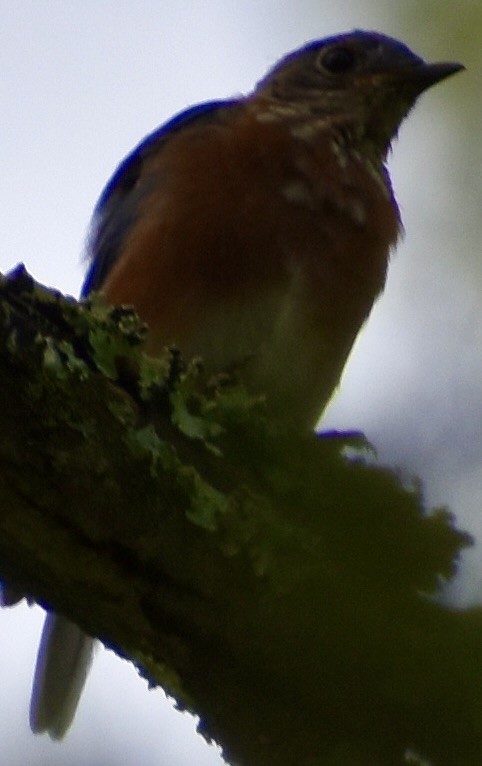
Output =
[{"x1": 28, "y1": 30, "x2": 463, "y2": 739}]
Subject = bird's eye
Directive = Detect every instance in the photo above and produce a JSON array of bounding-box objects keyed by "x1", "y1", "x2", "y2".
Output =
[{"x1": 319, "y1": 46, "x2": 356, "y2": 74}]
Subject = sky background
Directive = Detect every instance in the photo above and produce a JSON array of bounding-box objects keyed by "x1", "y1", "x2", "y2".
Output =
[{"x1": 0, "y1": 2, "x2": 480, "y2": 764}]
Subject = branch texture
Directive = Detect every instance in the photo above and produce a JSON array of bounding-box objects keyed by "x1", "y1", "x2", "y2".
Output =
[{"x1": 0, "y1": 266, "x2": 480, "y2": 766}]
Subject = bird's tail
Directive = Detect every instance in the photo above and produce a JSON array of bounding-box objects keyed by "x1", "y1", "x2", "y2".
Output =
[{"x1": 29, "y1": 612, "x2": 95, "y2": 739}]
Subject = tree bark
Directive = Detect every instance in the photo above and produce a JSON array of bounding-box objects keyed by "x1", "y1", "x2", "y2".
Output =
[{"x1": 0, "y1": 266, "x2": 480, "y2": 766}]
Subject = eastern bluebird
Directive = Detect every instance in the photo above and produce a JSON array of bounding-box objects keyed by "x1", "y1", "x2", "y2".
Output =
[{"x1": 28, "y1": 30, "x2": 463, "y2": 738}]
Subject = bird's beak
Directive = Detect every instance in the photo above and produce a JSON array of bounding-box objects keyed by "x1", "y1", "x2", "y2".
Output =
[
  {"x1": 357, "y1": 60, "x2": 464, "y2": 96},
  {"x1": 410, "y1": 61, "x2": 465, "y2": 92}
]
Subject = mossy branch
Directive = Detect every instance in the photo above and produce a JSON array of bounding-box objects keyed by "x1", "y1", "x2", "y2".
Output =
[{"x1": 0, "y1": 265, "x2": 480, "y2": 766}]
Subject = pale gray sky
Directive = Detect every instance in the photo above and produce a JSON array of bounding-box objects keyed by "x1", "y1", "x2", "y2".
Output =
[{"x1": 0, "y1": 2, "x2": 479, "y2": 764}]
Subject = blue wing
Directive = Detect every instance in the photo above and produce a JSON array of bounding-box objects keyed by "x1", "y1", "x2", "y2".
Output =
[{"x1": 82, "y1": 98, "x2": 239, "y2": 297}]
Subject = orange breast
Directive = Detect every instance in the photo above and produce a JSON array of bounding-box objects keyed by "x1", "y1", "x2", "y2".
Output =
[{"x1": 102, "y1": 106, "x2": 400, "y2": 427}]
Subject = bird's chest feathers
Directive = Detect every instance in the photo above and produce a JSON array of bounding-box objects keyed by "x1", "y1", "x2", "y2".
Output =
[
  {"x1": 115, "y1": 112, "x2": 400, "y2": 423},
  {"x1": 146, "y1": 110, "x2": 401, "y2": 305},
  {"x1": 180, "y1": 111, "x2": 402, "y2": 341},
  {"x1": 249, "y1": 110, "x2": 401, "y2": 290}
]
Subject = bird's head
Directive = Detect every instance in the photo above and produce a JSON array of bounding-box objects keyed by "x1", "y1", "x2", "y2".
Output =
[{"x1": 256, "y1": 31, "x2": 463, "y2": 159}]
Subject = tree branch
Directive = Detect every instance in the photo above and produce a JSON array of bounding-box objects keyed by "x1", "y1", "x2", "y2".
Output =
[{"x1": 0, "y1": 266, "x2": 480, "y2": 766}]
